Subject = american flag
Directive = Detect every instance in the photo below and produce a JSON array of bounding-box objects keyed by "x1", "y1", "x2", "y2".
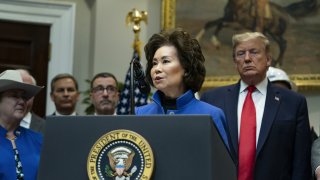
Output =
[{"x1": 116, "y1": 51, "x2": 148, "y2": 114}]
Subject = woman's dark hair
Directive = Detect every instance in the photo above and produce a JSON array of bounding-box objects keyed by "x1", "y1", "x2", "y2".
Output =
[{"x1": 144, "y1": 28, "x2": 206, "y2": 92}]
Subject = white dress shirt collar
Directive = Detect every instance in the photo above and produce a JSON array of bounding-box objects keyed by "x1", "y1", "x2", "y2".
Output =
[
  {"x1": 94, "y1": 110, "x2": 117, "y2": 115},
  {"x1": 55, "y1": 111, "x2": 77, "y2": 116},
  {"x1": 20, "y1": 112, "x2": 32, "y2": 129},
  {"x1": 240, "y1": 77, "x2": 268, "y2": 94}
]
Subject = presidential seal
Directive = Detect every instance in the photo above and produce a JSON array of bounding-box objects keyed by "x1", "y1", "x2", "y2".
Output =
[{"x1": 87, "y1": 130, "x2": 154, "y2": 180}]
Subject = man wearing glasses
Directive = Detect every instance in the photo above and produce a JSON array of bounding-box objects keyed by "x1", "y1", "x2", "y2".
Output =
[{"x1": 90, "y1": 72, "x2": 119, "y2": 115}]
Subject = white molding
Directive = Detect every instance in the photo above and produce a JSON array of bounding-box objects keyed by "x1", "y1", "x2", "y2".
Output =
[{"x1": 0, "y1": 0, "x2": 76, "y2": 115}]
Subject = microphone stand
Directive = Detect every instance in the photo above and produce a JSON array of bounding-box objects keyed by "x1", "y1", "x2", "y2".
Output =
[{"x1": 129, "y1": 57, "x2": 137, "y2": 115}]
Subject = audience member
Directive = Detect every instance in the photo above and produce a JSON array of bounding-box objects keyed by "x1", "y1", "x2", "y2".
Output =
[
  {"x1": 0, "y1": 70, "x2": 43, "y2": 179},
  {"x1": 254, "y1": 0, "x2": 271, "y2": 32},
  {"x1": 312, "y1": 137, "x2": 320, "y2": 180},
  {"x1": 50, "y1": 73, "x2": 80, "y2": 115},
  {"x1": 267, "y1": 66, "x2": 293, "y2": 90},
  {"x1": 17, "y1": 69, "x2": 45, "y2": 134},
  {"x1": 90, "y1": 72, "x2": 119, "y2": 115},
  {"x1": 135, "y1": 28, "x2": 229, "y2": 147},
  {"x1": 201, "y1": 32, "x2": 311, "y2": 179}
]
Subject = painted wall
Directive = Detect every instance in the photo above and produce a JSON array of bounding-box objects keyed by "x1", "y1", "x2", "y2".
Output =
[{"x1": 91, "y1": 0, "x2": 160, "y2": 81}]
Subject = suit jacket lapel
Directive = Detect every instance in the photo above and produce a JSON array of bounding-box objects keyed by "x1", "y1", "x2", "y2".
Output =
[
  {"x1": 225, "y1": 83, "x2": 241, "y2": 162},
  {"x1": 30, "y1": 113, "x2": 41, "y2": 130},
  {"x1": 256, "y1": 83, "x2": 281, "y2": 156}
]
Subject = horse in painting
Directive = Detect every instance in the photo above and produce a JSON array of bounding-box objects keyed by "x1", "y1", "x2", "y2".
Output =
[{"x1": 196, "y1": 0, "x2": 317, "y2": 66}]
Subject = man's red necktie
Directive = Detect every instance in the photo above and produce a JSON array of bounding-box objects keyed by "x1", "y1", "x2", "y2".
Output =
[{"x1": 238, "y1": 86, "x2": 256, "y2": 180}]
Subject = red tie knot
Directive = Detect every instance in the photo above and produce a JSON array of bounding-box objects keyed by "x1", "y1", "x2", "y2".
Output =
[{"x1": 247, "y1": 86, "x2": 256, "y2": 93}]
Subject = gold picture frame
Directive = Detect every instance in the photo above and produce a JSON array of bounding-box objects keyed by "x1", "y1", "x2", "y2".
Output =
[{"x1": 161, "y1": 0, "x2": 320, "y2": 91}]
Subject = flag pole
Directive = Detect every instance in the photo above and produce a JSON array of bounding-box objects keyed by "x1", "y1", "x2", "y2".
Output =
[{"x1": 126, "y1": 8, "x2": 148, "y2": 114}]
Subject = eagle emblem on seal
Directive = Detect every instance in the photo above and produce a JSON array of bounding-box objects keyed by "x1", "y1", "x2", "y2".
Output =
[{"x1": 105, "y1": 146, "x2": 137, "y2": 180}]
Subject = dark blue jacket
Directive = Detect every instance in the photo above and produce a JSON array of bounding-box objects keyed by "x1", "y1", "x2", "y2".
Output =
[{"x1": 201, "y1": 82, "x2": 311, "y2": 180}]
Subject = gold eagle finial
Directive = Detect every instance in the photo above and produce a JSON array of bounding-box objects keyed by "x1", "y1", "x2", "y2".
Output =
[
  {"x1": 126, "y1": 8, "x2": 148, "y2": 56},
  {"x1": 126, "y1": 8, "x2": 148, "y2": 34}
]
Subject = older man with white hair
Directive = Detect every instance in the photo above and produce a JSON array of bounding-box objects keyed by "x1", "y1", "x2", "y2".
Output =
[{"x1": 17, "y1": 69, "x2": 45, "y2": 134}]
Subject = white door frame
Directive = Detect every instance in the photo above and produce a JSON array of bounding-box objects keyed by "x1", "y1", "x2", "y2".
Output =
[{"x1": 0, "y1": 0, "x2": 76, "y2": 115}]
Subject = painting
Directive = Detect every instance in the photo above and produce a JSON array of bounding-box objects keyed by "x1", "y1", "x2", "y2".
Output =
[{"x1": 161, "y1": 0, "x2": 320, "y2": 90}]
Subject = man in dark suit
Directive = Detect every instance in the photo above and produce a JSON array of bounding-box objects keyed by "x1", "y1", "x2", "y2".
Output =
[
  {"x1": 201, "y1": 32, "x2": 311, "y2": 180},
  {"x1": 312, "y1": 137, "x2": 320, "y2": 179},
  {"x1": 18, "y1": 69, "x2": 45, "y2": 134},
  {"x1": 50, "y1": 73, "x2": 80, "y2": 116}
]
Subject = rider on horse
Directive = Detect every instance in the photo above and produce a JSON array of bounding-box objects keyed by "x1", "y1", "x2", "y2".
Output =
[{"x1": 252, "y1": 0, "x2": 272, "y2": 32}]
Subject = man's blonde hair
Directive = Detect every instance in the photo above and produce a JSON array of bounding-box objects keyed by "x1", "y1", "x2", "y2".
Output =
[{"x1": 232, "y1": 32, "x2": 270, "y2": 58}]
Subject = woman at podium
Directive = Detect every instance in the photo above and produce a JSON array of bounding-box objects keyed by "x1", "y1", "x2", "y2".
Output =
[{"x1": 135, "y1": 28, "x2": 229, "y2": 147}]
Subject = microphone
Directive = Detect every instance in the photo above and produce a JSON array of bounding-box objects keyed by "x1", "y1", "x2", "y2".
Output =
[{"x1": 132, "y1": 58, "x2": 151, "y2": 94}]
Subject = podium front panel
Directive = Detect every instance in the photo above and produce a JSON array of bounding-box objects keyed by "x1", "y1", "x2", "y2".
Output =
[{"x1": 38, "y1": 115, "x2": 236, "y2": 180}]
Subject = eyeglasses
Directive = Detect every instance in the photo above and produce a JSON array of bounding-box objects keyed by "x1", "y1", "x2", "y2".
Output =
[
  {"x1": 235, "y1": 49, "x2": 261, "y2": 60},
  {"x1": 91, "y1": 85, "x2": 117, "y2": 95}
]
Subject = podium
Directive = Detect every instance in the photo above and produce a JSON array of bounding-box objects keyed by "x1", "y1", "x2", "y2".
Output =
[{"x1": 38, "y1": 115, "x2": 236, "y2": 180}]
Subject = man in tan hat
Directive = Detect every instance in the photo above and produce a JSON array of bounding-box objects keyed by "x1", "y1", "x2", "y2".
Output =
[{"x1": 0, "y1": 69, "x2": 43, "y2": 180}]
